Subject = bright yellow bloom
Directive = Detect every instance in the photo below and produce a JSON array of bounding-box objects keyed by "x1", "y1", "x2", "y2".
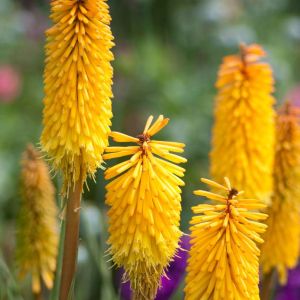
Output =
[
  {"x1": 41, "y1": 0, "x2": 114, "y2": 193},
  {"x1": 210, "y1": 44, "x2": 275, "y2": 204},
  {"x1": 16, "y1": 145, "x2": 58, "y2": 293},
  {"x1": 185, "y1": 177, "x2": 267, "y2": 300},
  {"x1": 104, "y1": 115, "x2": 186, "y2": 300},
  {"x1": 260, "y1": 103, "x2": 300, "y2": 284}
]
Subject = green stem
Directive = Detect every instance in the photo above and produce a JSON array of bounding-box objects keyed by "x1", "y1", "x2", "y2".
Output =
[
  {"x1": 50, "y1": 218, "x2": 66, "y2": 300},
  {"x1": 260, "y1": 270, "x2": 275, "y2": 300},
  {"x1": 33, "y1": 291, "x2": 43, "y2": 300},
  {"x1": 59, "y1": 180, "x2": 83, "y2": 300}
]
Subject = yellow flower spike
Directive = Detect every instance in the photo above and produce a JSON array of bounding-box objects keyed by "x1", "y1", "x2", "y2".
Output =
[
  {"x1": 210, "y1": 44, "x2": 276, "y2": 204},
  {"x1": 185, "y1": 177, "x2": 267, "y2": 300},
  {"x1": 104, "y1": 115, "x2": 186, "y2": 300},
  {"x1": 40, "y1": 0, "x2": 114, "y2": 194},
  {"x1": 261, "y1": 102, "x2": 300, "y2": 285},
  {"x1": 16, "y1": 145, "x2": 58, "y2": 295}
]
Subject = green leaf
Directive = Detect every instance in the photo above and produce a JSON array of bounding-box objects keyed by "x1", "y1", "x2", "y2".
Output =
[{"x1": 0, "y1": 253, "x2": 23, "y2": 300}]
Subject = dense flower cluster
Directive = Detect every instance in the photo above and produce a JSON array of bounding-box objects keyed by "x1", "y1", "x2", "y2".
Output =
[
  {"x1": 16, "y1": 145, "x2": 58, "y2": 293},
  {"x1": 185, "y1": 178, "x2": 267, "y2": 300},
  {"x1": 104, "y1": 115, "x2": 186, "y2": 299},
  {"x1": 261, "y1": 103, "x2": 300, "y2": 284},
  {"x1": 210, "y1": 44, "x2": 275, "y2": 204},
  {"x1": 41, "y1": 0, "x2": 114, "y2": 194}
]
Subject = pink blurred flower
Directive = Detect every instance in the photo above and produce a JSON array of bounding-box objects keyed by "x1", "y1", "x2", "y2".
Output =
[
  {"x1": 286, "y1": 85, "x2": 300, "y2": 107},
  {"x1": 0, "y1": 65, "x2": 21, "y2": 103}
]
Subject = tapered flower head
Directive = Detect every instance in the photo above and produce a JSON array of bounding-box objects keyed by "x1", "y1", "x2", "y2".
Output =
[
  {"x1": 40, "y1": 0, "x2": 114, "y2": 193},
  {"x1": 210, "y1": 44, "x2": 275, "y2": 204},
  {"x1": 261, "y1": 102, "x2": 300, "y2": 284},
  {"x1": 185, "y1": 177, "x2": 267, "y2": 300},
  {"x1": 104, "y1": 115, "x2": 186, "y2": 300},
  {"x1": 16, "y1": 145, "x2": 58, "y2": 293}
]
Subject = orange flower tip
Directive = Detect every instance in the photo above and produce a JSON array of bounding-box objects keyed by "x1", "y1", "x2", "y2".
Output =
[{"x1": 240, "y1": 43, "x2": 266, "y2": 58}]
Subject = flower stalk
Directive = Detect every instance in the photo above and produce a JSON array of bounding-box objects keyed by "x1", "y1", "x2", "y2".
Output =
[
  {"x1": 59, "y1": 178, "x2": 83, "y2": 300},
  {"x1": 260, "y1": 271, "x2": 275, "y2": 300},
  {"x1": 34, "y1": 292, "x2": 43, "y2": 300},
  {"x1": 40, "y1": 0, "x2": 114, "y2": 298}
]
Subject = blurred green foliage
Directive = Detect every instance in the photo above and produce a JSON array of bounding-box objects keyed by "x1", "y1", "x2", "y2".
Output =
[{"x1": 1, "y1": 0, "x2": 300, "y2": 299}]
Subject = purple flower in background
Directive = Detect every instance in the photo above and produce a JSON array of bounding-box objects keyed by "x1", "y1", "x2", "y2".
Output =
[
  {"x1": 0, "y1": 65, "x2": 21, "y2": 103},
  {"x1": 116, "y1": 235, "x2": 190, "y2": 300},
  {"x1": 276, "y1": 264, "x2": 300, "y2": 300}
]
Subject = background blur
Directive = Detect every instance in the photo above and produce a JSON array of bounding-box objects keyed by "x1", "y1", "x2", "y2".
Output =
[{"x1": 1, "y1": 0, "x2": 300, "y2": 299}]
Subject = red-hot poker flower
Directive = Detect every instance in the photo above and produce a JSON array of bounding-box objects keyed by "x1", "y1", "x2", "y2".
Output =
[{"x1": 104, "y1": 115, "x2": 186, "y2": 300}]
